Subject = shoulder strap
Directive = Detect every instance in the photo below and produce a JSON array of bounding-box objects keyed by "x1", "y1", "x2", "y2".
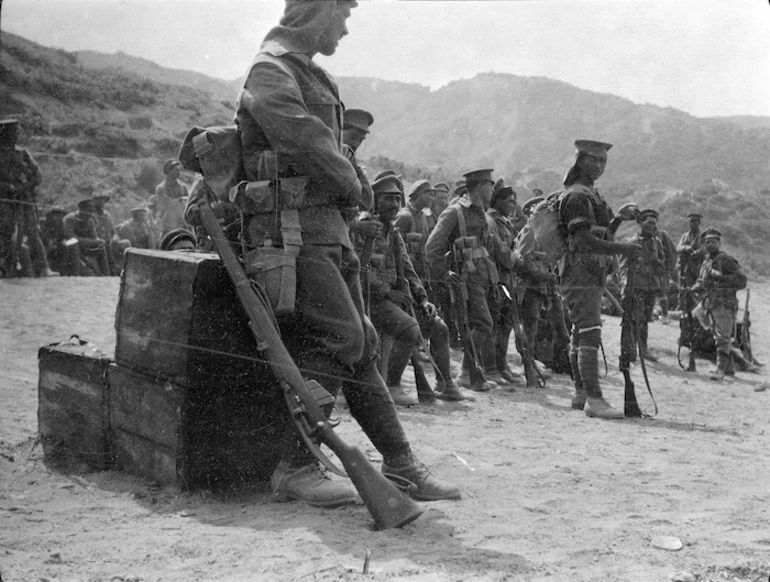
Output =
[{"x1": 454, "y1": 205, "x2": 467, "y2": 237}]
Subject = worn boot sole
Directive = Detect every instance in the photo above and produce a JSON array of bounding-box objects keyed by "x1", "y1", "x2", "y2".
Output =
[{"x1": 272, "y1": 489, "x2": 360, "y2": 507}]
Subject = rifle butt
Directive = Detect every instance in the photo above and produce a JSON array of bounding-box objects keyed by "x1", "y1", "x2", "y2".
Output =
[
  {"x1": 322, "y1": 429, "x2": 423, "y2": 530},
  {"x1": 623, "y1": 373, "x2": 642, "y2": 418},
  {"x1": 686, "y1": 350, "x2": 697, "y2": 372},
  {"x1": 411, "y1": 355, "x2": 436, "y2": 404}
]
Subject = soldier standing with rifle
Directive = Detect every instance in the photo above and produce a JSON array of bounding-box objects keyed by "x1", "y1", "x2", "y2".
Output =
[
  {"x1": 426, "y1": 168, "x2": 505, "y2": 391},
  {"x1": 691, "y1": 228, "x2": 747, "y2": 380},
  {"x1": 558, "y1": 140, "x2": 641, "y2": 419},
  {"x1": 358, "y1": 174, "x2": 467, "y2": 403},
  {"x1": 226, "y1": 0, "x2": 460, "y2": 507},
  {"x1": 619, "y1": 209, "x2": 666, "y2": 362}
]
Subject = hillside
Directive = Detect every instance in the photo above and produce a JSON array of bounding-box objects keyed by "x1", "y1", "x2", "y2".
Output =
[{"x1": 2, "y1": 31, "x2": 770, "y2": 271}]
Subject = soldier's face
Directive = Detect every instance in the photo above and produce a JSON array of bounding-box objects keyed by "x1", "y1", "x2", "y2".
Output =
[
  {"x1": 641, "y1": 216, "x2": 657, "y2": 235},
  {"x1": 434, "y1": 192, "x2": 449, "y2": 211},
  {"x1": 376, "y1": 192, "x2": 401, "y2": 222},
  {"x1": 478, "y1": 181, "x2": 494, "y2": 208},
  {"x1": 577, "y1": 154, "x2": 606, "y2": 181},
  {"x1": 689, "y1": 217, "x2": 700, "y2": 230},
  {"x1": 343, "y1": 128, "x2": 366, "y2": 151},
  {"x1": 496, "y1": 196, "x2": 513, "y2": 217},
  {"x1": 704, "y1": 237, "x2": 720, "y2": 252},
  {"x1": 415, "y1": 190, "x2": 434, "y2": 210},
  {"x1": 317, "y1": 4, "x2": 351, "y2": 56},
  {"x1": 167, "y1": 166, "x2": 181, "y2": 180}
]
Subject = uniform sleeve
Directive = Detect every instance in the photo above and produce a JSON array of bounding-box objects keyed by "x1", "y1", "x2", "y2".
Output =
[
  {"x1": 240, "y1": 61, "x2": 361, "y2": 208},
  {"x1": 560, "y1": 189, "x2": 596, "y2": 235},
  {"x1": 714, "y1": 254, "x2": 747, "y2": 290},
  {"x1": 426, "y1": 206, "x2": 458, "y2": 280}
]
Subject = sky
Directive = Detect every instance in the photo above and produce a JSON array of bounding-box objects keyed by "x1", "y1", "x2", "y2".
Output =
[{"x1": 3, "y1": 0, "x2": 770, "y2": 118}]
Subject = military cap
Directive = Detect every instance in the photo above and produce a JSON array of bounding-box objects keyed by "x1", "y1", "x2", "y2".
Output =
[
  {"x1": 77, "y1": 199, "x2": 96, "y2": 210},
  {"x1": 131, "y1": 206, "x2": 148, "y2": 214},
  {"x1": 343, "y1": 108, "x2": 374, "y2": 133},
  {"x1": 48, "y1": 206, "x2": 67, "y2": 215},
  {"x1": 463, "y1": 168, "x2": 495, "y2": 185},
  {"x1": 702, "y1": 227, "x2": 721, "y2": 240},
  {"x1": 0, "y1": 119, "x2": 20, "y2": 148},
  {"x1": 163, "y1": 158, "x2": 182, "y2": 175},
  {"x1": 532, "y1": 188, "x2": 544, "y2": 196},
  {"x1": 453, "y1": 183, "x2": 468, "y2": 198},
  {"x1": 574, "y1": 140, "x2": 613, "y2": 156},
  {"x1": 372, "y1": 173, "x2": 403, "y2": 195},
  {"x1": 522, "y1": 196, "x2": 545, "y2": 216},
  {"x1": 408, "y1": 179, "x2": 436, "y2": 199},
  {"x1": 92, "y1": 193, "x2": 111, "y2": 201},
  {"x1": 637, "y1": 208, "x2": 659, "y2": 223},
  {"x1": 686, "y1": 212, "x2": 703, "y2": 219},
  {"x1": 455, "y1": 180, "x2": 466, "y2": 188},
  {"x1": 159, "y1": 228, "x2": 197, "y2": 251},
  {"x1": 434, "y1": 182, "x2": 450, "y2": 193},
  {"x1": 373, "y1": 169, "x2": 401, "y2": 182}
]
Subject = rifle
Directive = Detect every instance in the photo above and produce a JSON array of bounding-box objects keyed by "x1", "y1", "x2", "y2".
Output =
[
  {"x1": 445, "y1": 252, "x2": 485, "y2": 389},
  {"x1": 677, "y1": 287, "x2": 697, "y2": 372},
  {"x1": 740, "y1": 289, "x2": 753, "y2": 364},
  {"x1": 197, "y1": 197, "x2": 422, "y2": 530},
  {"x1": 500, "y1": 283, "x2": 544, "y2": 388},
  {"x1": 619, "y1": 257, "x2": 657, "y2": 417},
  {"x1": 392, "y1": 230, "x2": 436, "y2": 403}
]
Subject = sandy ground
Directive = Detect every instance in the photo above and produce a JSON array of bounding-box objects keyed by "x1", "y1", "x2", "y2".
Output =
[{"x1": 1, "y1": 276, "x2": 769, "y2": 582}]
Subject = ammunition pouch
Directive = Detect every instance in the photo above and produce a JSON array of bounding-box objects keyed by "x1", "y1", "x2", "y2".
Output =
[
  {"x1": 234, "y1": 177, "x2": 308, "y2": 316},
  {"x1": 452, "y1": 235, "x2": 488, "y2": 275},
  {"x1": 404, "y1": 232, "x2": 423, "y2": 258}
]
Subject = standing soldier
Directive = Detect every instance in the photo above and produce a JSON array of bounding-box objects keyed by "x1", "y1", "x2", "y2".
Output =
[
  {"x1": 341, "y1": 108, "x2": 374, "y2": 212},
  {"x1": 0, "y1": 119, "x2": 56, "y2": 278},
  {"x1": 558, "y1": 140, "x2": 641, "y2": 419},
  {"x1": 620, "y1": 209, "x2": 666, "y2": 362},
  {"x1": 359, "y1": 174, "x2": 466, "y2": 403},
  {"x1": 676, "y1": 212, "x2": 704, "y2": 300},
  {"x1": 394, "y1": 179, "x2": 434, "y2": 282},
  {"x1": 515, "y1": 195, "x2": 558, "y2": 371},
  {"x1": 426, "y1": 168, "x2": 505, "y2": 391},
  {"x1": 150, "y1": 159, "x2": 189, "y2": 239},
  {"x1": 219, "y1": 0, "x2": 460, "y2": 506},
  {"x1": 691, "y1": 228, "x2": 747, "y2": 380},
  {"x1": 486, "y1": 181, "x2": 524, "y2": 384},
  {"x1": 429, "y1": 182, "x2": 451, "y2": 232}
]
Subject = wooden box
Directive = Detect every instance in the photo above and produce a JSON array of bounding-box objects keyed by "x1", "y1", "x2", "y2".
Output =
[
  {"x1": 112, "y1": 249, "x2": 289, "y2": 489},
  {"x1": 38, "y1": 339, "x2": 113, "y2": 470}
]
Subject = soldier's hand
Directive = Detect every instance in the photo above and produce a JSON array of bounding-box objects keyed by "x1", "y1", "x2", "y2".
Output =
[
  {"x1": 710, "y1": 268, "x2": 722, "y2": 278},
  {"x1": 617, "y1": 203, "x2": 640, "y2": 221},
  {"x1": 356, "y1": 219, "x2": 383, "y2": 239},
  {"x1": 421, "y1": 300, "x2": 437, "y2": 319}
]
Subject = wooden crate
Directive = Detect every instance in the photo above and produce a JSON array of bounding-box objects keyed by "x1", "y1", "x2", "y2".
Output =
[
  {"x1": 38, "y1": 339, "x2": 113, "y2": 470},
  {"x1": 108, "y1": 363, "x2": 287, "y2": 489},
  {"x1": 112, "y1": 249, "x2": 289, "y2": 489}
]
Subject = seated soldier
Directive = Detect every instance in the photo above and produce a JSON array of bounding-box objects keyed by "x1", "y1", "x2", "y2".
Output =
[
  {"x1": 62, "y1": 199, "x2": 110, "y2": 276},
  {"x1": 116, "y1": 207, "x2": 157, "y2": 250},
  {"x1": 159, "y1": 228, "x2": 197, "y2": 252},
  {"x1": 40, "y1": 206, "x2": 82, "y2": 276},
  {"x1": 357, "y1": 173, "x2": 468, "y2": 404}
]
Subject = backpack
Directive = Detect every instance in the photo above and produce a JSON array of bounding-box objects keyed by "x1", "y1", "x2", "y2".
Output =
[
  {"x1": 529, "y1": 190, "x2": 568, "y2": 263},
  {"x1": 177, "y1": 125, "x2": 244, "y2": 201}
]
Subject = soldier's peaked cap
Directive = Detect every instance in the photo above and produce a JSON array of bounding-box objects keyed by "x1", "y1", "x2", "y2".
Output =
[
  {"x1": 343, "y1": 108, "x2": 374, "y2": 133},
  {"x1": 463, "y1": 168, "x2": 495, "y2": 184},
  {"x1": 163, "y1": 158, "x2": 182, "y2": 174},
  {"x1": 408, "y1": 179, "x2": 435, "y2": 199},
  {"x1": 574, "y1": 140, "x2": 613, "y2": 156},
  {"x1": 372, "y1": 173, "x2": 402, "y2": 195},
  {"x1": 434, "y1": 182, "x2": 450, "y2": 192},
  {"x1": 687, "y1": 212, "x2": 703, "y2": 219},
  {"x1": 78, "y1": 199, "x2": 95, "y2": 209},
  {"x1": 702, "y1": 227, "x2": 721, "y2": 239},
  {"x1": 131, "y1": 207, "x2": 148, "y2": 214},
  {"x1": 48, "y1": 206, "x2": 67, "y2": 215},
  {"x1": 637, "y1": 208, "x2": 659, "y2": 222}
]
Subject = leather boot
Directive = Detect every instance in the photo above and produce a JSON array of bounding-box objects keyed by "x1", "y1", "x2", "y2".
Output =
[
  {"x1": 434, "y1": 380, "x2": 471, "y2": 401},
  {"x1": 710, "y1": 351, "x2": 730, "y2": 380},
  {"x1": 270, "y1": 460, "x2": 359, "y2": 507},
  {"x1": 584, "y1": 396, "x2": 625, "y2": 419},
  {"x1": 387, "y1": 383, "x2": 418, "y2": 406},
  {"x1": 382, "y1": 460, "x2": 461, "y2": 501}
]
